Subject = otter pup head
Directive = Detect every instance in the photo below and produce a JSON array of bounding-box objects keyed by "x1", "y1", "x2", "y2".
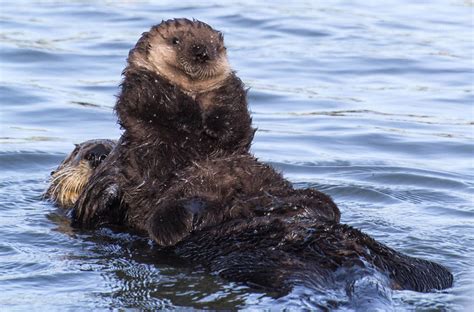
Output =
[
  {"x1": 128, "y1": 18, "x2": 231, "y2": 92},
  {"x1": 45, "y1": 139, "x2": 116, "y2": 208}
]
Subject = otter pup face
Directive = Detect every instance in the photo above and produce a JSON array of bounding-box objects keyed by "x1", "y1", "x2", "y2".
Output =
[
  {"x1": 129, "y1": 18, "x2": 231, "y2": 92},
  {"x1": 45, "y1": 140, "x2": 116, "y2": 208}
]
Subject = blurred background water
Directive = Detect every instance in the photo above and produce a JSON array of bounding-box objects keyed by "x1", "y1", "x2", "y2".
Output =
[{"x1": 0, "y1": 0, "x2": 473, "y2": 310}]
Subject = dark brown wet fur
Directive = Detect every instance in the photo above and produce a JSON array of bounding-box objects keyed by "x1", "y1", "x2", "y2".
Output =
[
  {"x1": 146, "y1": 154, "x2": 340, "y2": 246},
  {"x1": 144, "y1": 154, "x2": 452, "y2": 293},
  {"x1": 69, "y1": 18, "x2": 453, "y2": 296},
  {"x1": 173, "y1": 217, "x2": 454, "y2": 294}
]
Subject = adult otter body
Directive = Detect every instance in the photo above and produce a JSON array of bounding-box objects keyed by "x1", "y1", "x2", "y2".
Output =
[
  {"x1": 174, "y1": 213, "x2": 453, "y2": 294},
  {"x1": 146, "y1": 155, "x2": 453, "y2": 293},
  {"x1": 66, "y1": 18, "x2": 452, "y2": 298},
  {"x1": 147, "y1": 154, "x2": 340, "y2": 246}
]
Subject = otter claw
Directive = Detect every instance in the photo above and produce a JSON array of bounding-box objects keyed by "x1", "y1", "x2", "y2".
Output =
[{"x1": 204, "y1": 125, "x2": 218, "y2": 138}]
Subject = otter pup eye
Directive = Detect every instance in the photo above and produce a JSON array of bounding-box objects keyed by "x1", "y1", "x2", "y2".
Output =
[{"x1": 172, "y1": 37, "x2": 180, "y2": 45}]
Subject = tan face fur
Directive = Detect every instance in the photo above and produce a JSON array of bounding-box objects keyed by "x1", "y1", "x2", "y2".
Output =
[
  {"x1": 47, "y1": 160, "x2": 92, "y2": 208},
  {"x1": 128, "y1": 19, "x2": 231, "y2": 94},
  {"x1": 45, "y1": 140, "x2": 115, "y2": 208}
]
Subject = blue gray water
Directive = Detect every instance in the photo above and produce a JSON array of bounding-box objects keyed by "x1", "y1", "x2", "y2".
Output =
[{"x1": 1, "y1": 1, "x2": 473, "y2": 310}]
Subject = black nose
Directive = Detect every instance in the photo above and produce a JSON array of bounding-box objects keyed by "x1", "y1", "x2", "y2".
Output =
[{"x1": 192, "y1": 44, "x2": 209, "y2": 62}]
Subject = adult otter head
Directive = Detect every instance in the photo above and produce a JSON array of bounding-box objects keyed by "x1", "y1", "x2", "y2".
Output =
[
  {"x1": 128, "y1": 18, "x2": 231, "y2": 93},
  {"x1": 45, "y1": 139, "x2": 116, "y2": 208}
]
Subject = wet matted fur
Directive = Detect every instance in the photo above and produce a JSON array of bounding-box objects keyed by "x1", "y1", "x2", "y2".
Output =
[
  {"x1": 72, "y1": 18, "x2": 256, "y2": 229},
  {"x1": 146, "y1": 154, "x2": 340, "y2": 247}
]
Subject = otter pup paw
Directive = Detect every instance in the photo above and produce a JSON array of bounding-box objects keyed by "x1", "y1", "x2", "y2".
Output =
[
  {"x1": 202, "y1": 106, "x2": 233, "y2": 143},
  {"x1": 147, "y1": 199, "x2": 194, "y2": 247},
  {"x1": 148, "y1": 197, "x2": 218, "y2": 247},
  {"x1": 203, "y1": 124, "x2": 219, "y2": 139}
]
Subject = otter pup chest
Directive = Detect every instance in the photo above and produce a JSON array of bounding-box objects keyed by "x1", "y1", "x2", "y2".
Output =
[{"x1": 194, "y1": 91, "x2": 216, "y2": 112}]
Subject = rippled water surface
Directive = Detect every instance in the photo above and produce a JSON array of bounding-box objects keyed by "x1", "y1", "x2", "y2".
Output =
[{"x1": 1, "y1": 1, "x2": 473, "y2": 310}]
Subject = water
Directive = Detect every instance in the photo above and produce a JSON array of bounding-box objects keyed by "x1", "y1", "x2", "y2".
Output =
[{"x1": 1, "y1": 0, "x2": 473, "y2": 310}]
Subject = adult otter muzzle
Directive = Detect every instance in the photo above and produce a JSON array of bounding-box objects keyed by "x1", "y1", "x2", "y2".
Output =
[{"x1": 45, "y1": 139, "x2": 116, "y2": 208}]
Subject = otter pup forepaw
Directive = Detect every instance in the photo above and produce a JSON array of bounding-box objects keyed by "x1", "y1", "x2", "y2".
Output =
[
  {"x1": 203, "y1": 124, "x2": 219, "y2": 139},
  {"x1": 147, "y1": 199, "x2": 194, "y2": 247},
  {"x1": 148, "y1": 197, "x2": 219, "y2": 247},
  {"x1": 202, "y1": 107, "x2": 233, "y2": 143}
]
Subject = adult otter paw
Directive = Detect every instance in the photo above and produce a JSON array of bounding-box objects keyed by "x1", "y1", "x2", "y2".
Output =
[{"x1": 71, "y1": 183, "x2": 120, "y2": 227}]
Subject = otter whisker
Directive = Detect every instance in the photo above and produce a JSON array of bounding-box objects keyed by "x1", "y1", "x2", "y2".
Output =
[{"x1": 47, "y1": 161, "x2": 93, "y2": 207}]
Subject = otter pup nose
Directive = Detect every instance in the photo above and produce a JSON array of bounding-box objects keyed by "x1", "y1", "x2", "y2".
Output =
[{"x1": 192, "y1": 44, "x2": 209, "y2": 62}]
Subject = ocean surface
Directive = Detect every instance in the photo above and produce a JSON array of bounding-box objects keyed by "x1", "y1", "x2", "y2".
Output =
[{"x1": 0, "y1": 1, "x2": 473, "y2": 310}]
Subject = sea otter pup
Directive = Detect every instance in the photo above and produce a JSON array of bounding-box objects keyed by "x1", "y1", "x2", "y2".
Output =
[
  {"x1": 45, "y1": 139, "x2": 116, "y2": 208},
  {"x1": 72, "y1": 19, "x2": 257, "y2": 229}
]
